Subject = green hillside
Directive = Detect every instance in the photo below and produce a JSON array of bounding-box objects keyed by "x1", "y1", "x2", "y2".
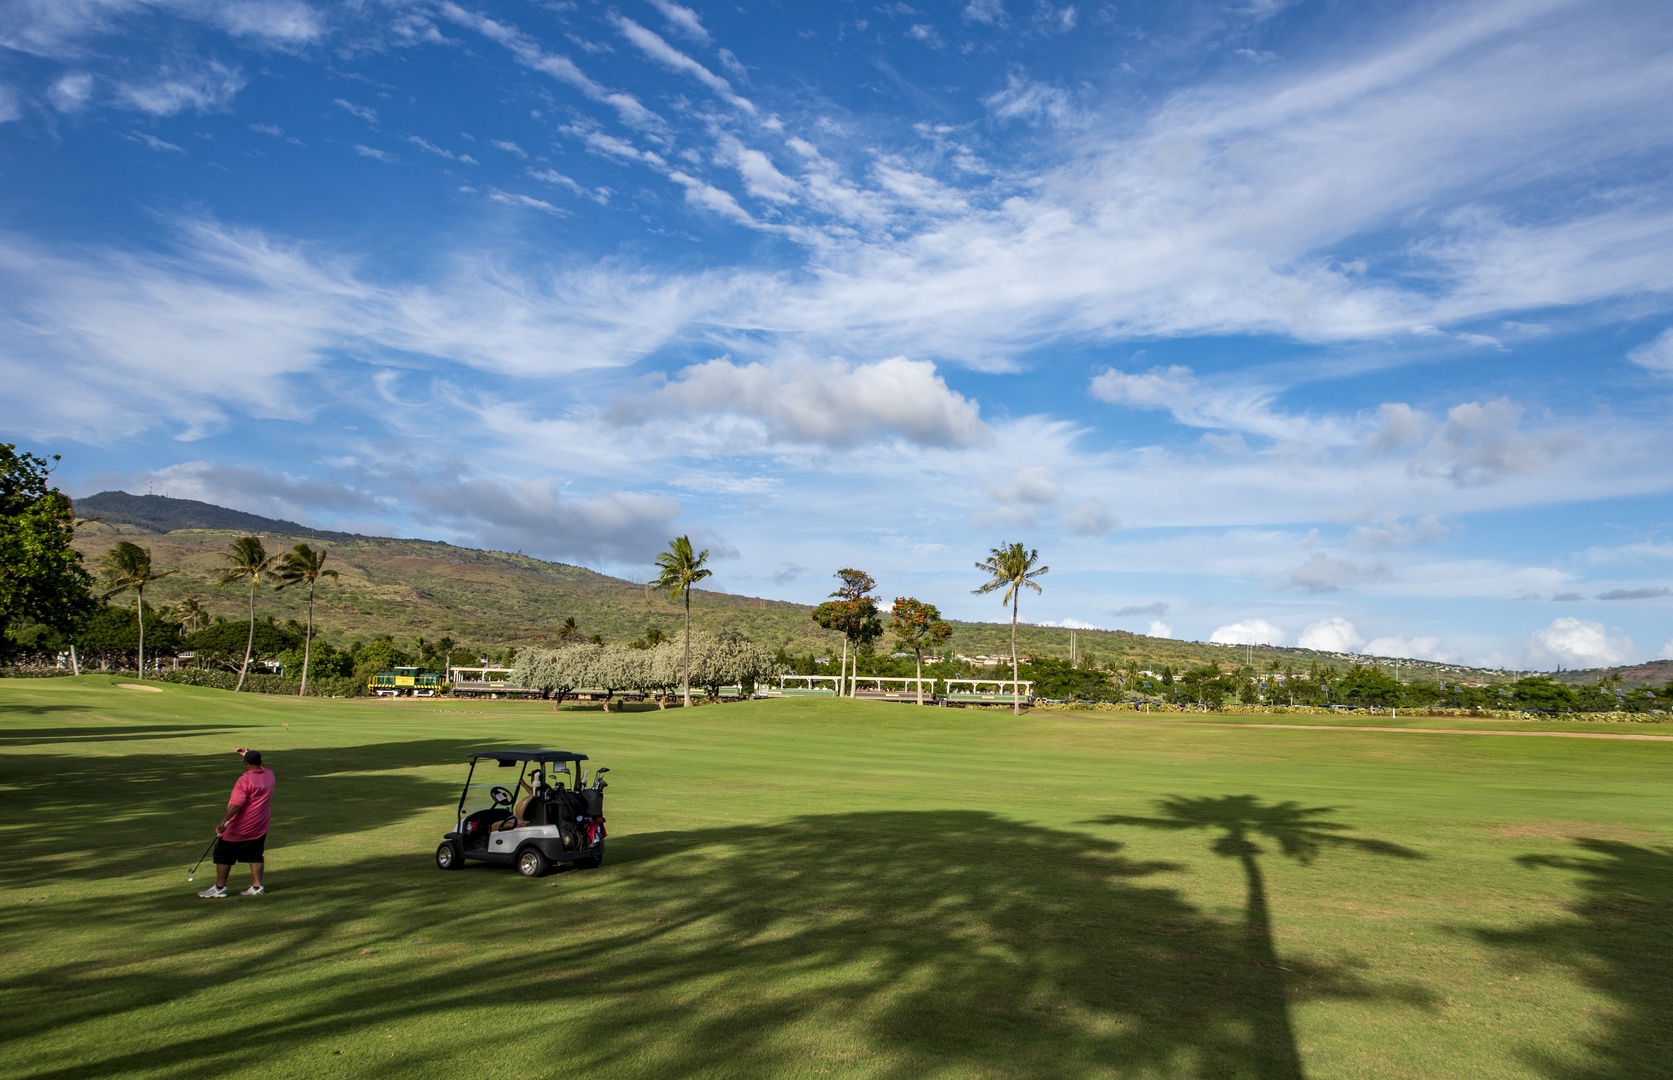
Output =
[{"x1": 69, "y1": 492, "x2": 1518, "y2": 682}]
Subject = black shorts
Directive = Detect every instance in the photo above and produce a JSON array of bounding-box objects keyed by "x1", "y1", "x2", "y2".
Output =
[{"x1": 214, "y1": 834, "x2": 266, "y2": 864}]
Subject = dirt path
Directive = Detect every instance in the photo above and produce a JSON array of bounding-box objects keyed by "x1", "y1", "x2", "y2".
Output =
[{"x1": 1034, "y1": 711, "x2": 1673, "y2": 742}]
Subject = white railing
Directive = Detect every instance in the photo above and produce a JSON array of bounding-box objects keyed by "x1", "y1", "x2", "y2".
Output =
[{"x1": 942, "y1": 679, "x2": 1034, "y2": 699}]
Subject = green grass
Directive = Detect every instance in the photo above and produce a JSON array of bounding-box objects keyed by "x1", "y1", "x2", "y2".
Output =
[{"x1": 2, "y1": 676, "x2": 1670, "y2": 1079}]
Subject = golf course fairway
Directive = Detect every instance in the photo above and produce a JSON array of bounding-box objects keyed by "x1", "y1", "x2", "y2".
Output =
[{"x1": 2, "y1": 675, "x2": 1670, "y2": 1079}]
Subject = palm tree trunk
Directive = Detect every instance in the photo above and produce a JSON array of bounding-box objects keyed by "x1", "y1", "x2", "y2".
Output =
[
  {"x1": 135, "y1": 584, "x2": 146, "y2": 680},
  {"x1": 236, "y1": 579, "x2": 255, "y2": 693},
  {"x1": 839, "y1": 637, "x2": 849, "y2": 697},
  {"x1": 1011, "y1": 592, "x2": 1020, "y2": 715},
  {"x1": 300, "y1": 580, "x2": 314, "y2": 697},
  {"x1": 915, "y1": 649, "x2": 924, "y2": 706},
  {"x1": 681, "y1": 586, "x2": 692, "y2": 708}
]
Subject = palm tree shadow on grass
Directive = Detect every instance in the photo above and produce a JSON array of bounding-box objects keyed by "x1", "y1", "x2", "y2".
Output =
[
  {"x1": 1478, "y1": 839, "x2": 1673, "y2": 1080},
  {"x1": 3, "y1": 810, "x2": 1432, "y2": 1080},
  {"x1": 1089, "y1": 795, "x2": 1427, "y2": 1080}
]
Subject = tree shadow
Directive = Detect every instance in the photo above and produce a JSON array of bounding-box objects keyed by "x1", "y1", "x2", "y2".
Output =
[
  {"x1": 0, "y1": 724, "x2": 253, "y2": 745},
  {"x1": 1088, "y1": 796, "x2": 1427, "y2": 1080},
  {"x1": 1478, "y1": 839, "x2": 1673, "y2": 1079},
  {"x1": 1, "y1": 811, "x2": 1433, "y2": 1079},
  {"x1": 0, "y1": 703, "x2": 99, "y2": 720},
  {"x1": 0, "y1": 739, "x2": 482, "y2": 885}
]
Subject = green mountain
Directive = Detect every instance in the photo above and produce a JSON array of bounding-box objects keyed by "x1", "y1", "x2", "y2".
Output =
[{"x1": 68, "y1": 491, "x2": 1530, "y2": 683}]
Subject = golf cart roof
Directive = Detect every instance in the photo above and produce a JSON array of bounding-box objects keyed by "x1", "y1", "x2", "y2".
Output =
[{"x1": 468, "y1": 749, "x2": 589, "y2": 765}]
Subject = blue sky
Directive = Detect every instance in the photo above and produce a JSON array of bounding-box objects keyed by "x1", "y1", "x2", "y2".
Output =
[{"x1": 3, "y1": 0, "x2": 1672, "y2": 669}]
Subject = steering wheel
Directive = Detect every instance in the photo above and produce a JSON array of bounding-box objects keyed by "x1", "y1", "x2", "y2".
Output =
[{"x1": 490, "y1": 785, "x2": 514, "y2": 808}]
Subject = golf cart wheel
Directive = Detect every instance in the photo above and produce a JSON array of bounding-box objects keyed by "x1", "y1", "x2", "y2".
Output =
[
  {"x1": 436, "y1": 842, "x2": 462, "y2": 870},
  {"x1": 516, "y1": 847, "x2": 550, "y2": 878},
  {"x1": 573, "y1": 842, "x2": 606, "y2": 870}
]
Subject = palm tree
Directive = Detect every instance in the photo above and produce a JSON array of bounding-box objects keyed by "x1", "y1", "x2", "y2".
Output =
[
  {"x1": 98, "y1": 541, "x2": 177, "y2": 679},
  {"x1": 217, "y1": 536, "x2": 277, "y2": 693},
  {"x1": 973, "y1": 542, "x2": 1049, "y2": 715},
  {"x1": 650, "y1": 535, "x2": 712, "y2": 708},
  {"x1": 275, "y1": 543, "x2": 338, "y2": 697}
]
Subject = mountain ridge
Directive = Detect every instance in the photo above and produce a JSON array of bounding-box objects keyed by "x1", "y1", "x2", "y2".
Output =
[{"x1": 64, "y1": 490, "x2": 1651, "y2": 686}]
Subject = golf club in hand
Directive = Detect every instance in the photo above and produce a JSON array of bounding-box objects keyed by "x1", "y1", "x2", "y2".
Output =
[{"x1": 187, "y1": 834, "x2": 219, "y2": 882}]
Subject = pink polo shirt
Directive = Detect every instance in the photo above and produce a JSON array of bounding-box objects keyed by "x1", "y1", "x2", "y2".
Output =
[{"x1": 223, "y1": 767, "x2": 275, "y2": 842}]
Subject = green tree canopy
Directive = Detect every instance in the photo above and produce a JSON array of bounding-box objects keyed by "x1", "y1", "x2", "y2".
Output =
[
  {"x1": 0, "y1": 445, "x2": 94, "y2": 658},
  {"x1": 889, "y1": 596, "x2": 951, "y2": 705}
]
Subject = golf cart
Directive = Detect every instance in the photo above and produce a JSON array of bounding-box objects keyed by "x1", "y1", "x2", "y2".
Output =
[{"x1": 435, "y1": 750, "x2": 608, "y2": 878}]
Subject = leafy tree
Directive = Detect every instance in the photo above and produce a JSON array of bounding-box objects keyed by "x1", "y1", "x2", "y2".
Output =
[
  {"x1": 359, "y1": 637, "x2": 405, "y2": 672},
  {"x1": 1332, "y1": 665, "x2": 1405, "y2": 708},
  {"x1": 0, "y1": 445, "x2": 94, "y2": 659},
  {"x1": 216, "y1": 536, "x2": 278, "y2": 692},
  {"x1": 1511, "y1": 675, "x2": 1577, "y2": 712},
  {"x1": 650, "y1": 535, "x2": 712, "y2": 708},
  {"x1": 184, "y1": 618, "x2": 300, "y2": 672},
  {"x1": 1020, "y1": 656, "x2": 1116, "y2": 702},
  {"x1": 78, "y1": 601, "x2": 183, "y2": 669},
  {"x1": 97, "y1": 541, "x2": 177, "y2": 680},
  {"x1": 812, "y1": 569, "x2": 882, "y2": 698},
  {"x1": 890, "y1": 597, "x2": 952, "y2": 705},
  {"x1": 689, "y1": 630, "x2": 779, "y2": 700},
  {"x1": 275, "y1": 543, "x2": 339, "y2": 697},
  {"x1": 973, "y1": 542, "x2": 1050, "y2": 715}
]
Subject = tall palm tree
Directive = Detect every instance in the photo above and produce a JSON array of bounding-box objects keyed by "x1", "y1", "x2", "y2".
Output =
[
  {"x1": 98, "y1": 541, "x2": 177, "y2": 679},
  {"x1": 651, "y1": 535, "x2": 711, "y2": 708},
  {"x1": 973, "y1": 542, "x2": 1049, "y2": 715},
  {"x1": 275, "y1": 543, "x2": 338, "y2": 697},
  {"x1": 217, "y1": 536, "x2": 277, "y2": 693}
]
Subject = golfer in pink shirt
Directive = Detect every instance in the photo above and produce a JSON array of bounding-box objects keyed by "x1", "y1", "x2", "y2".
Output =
[{"x1": 198, "y1": 748, "x2": 275, "y2": 899}]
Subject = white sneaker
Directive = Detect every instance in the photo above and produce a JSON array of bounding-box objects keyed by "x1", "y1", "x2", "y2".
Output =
[
  {"x1": 240, "y1": 885, "x2": 264, "y2": 896},
  {"x1": 197, "y1": 885, "x2": 228, "y2": 899}
]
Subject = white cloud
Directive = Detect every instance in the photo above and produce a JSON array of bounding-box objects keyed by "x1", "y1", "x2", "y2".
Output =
[
  {"x1": 1628, "y1": 328, "x2": 1673, "y2": 375},
  {"x1": 486, "y1": 190, "x2": 564, "y2": 215},
  {"x1": 963, "y1": 0, "x2": 1007, "y2": 25},
  {"x1": 353, "y1": 144, "x2": 394, "y2": 162},
  {"x1": 1525, "y1": 617, "x2": 1636, "y2": 670},
  {"x1": 989, "y1": 467, "x2": 1062, "y2": 505},
  {"x1": 115, "y1": 61, "x2": 244, "y2": 115},
  {"x1": 48, "y1": 71, "x2": 94, "y2": 113},
  {"x1": 406, "y1": 135, "x2": 477, "y2": 164},
  {"x1": 1298, "y1": 616, "x2": 1364, "y2": 653},
  {"x1": 1211, "y1": 619, "x2": 1285, "y2": 646},
  {"x1": 334, "y1": 98, "x2": 377, "y2": 123},
  {"x1": 441, "y1": 4, "x2": 664, "y2": 132},
  {"x1": 1089, "y1": 365, "x2": 1195, "y2": 408},
  {"x1": 612, "y1": 14, "x2": 754, "y2": 114},
  {"x1": 1284, "y1": 553, "x2": 1387, "y2": 594},
  {"x1": 608, "y1": 356, "x2": 990, "y2": 449},
  {"x1": 127, "y1": 132, "x2": 185, "y2": 153},
  {"x1": 1146, "y1": 621, "x2": 1174, "y2": 639},
  {"x1": 1657, "y1": 639, "x2": 1673, "y2": 661},
  {"x1": 647, "y1": 0, "x2": 711, "y2": 44},
  {"x1": 1411, "y1": 398, "x2": 1578, "y2": 487},
  {"x1": 489, "y1": 139, "x2": 527, "y2": 158},
  {"x1": 408, "y1": 477, "x2": 684, "y2": 565},
  {"x1": 0, "y1": 0, "x2": 321, "y2": 57},
  {"x1": 0, "y1": 84, "x2": 23, "y2": 123},
  {"x1": 984, "y1": 73, "x2": 1077, "y2": 127},
  {"x1": 1066, "y1": 498, "x2": 1117, "y2": 536}
]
